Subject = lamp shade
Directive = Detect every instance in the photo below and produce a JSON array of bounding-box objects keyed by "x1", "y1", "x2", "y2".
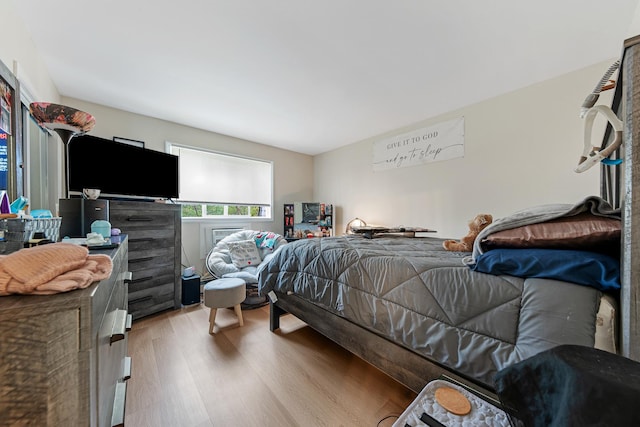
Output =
[{"x1": 29, "y1": 102, "x2": 95, "y2": 134}]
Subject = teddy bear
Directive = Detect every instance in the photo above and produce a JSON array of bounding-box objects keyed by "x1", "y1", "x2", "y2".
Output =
[{"x1": 443, "y1": 213, "x2": 493, "y2": 252}]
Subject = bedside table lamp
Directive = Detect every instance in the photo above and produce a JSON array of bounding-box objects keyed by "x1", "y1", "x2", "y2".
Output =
[
  {"x1": 345, "y1": 217, "x2": 366, "y2": 235},
  {"x1": 29, "y1": 102, "x2": 96, "y2": 199}
]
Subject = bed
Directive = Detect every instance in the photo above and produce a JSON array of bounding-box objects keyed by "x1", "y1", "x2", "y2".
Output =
[
  {"x1": 258, "y1": 200, "x2": 620, "y2": 392},
  {"x1": 257, "y1": 35, "x2": 640, "y2": 395}
]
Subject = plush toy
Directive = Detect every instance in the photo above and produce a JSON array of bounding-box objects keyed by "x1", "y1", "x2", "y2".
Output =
[{"x1": 443, "y1": 213, "x2": 493, "y2": 252}]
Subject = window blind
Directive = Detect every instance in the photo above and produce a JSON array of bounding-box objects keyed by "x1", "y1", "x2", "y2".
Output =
[{"x1": 171, "y1": 145, "x2": 272, "y2": 205}]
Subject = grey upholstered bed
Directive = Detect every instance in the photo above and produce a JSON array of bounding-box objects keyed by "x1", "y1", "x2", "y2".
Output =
[
  {"x1": 258, "y1": 34, "x2": 640, "y2": 395},
  {"x1": 258, "y1": 223, "x2": 615, "y2": 391}
]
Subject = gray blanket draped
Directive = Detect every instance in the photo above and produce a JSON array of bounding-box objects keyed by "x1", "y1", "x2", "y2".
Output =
[{"x1": 464, "y1": 195, "x2": 620, "y2": 265}]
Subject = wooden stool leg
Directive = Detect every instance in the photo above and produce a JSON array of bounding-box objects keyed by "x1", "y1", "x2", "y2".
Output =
[
  {"x1": 234, "y1": 304, "x2": 244, "y2": 326},
  {"x1": 209, "y1": 308, "x2": 217, "y2": 334}
]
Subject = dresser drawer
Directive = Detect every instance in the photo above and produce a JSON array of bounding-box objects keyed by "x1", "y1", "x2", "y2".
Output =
[
  {"x1": 109, "y1": 208, "x2": 177, "y2": 230},
  {"x1": 127, "y1": 250, "x2": 175, "y2": 272},
  {"x1": 127, "y1": 264, "x2": 175, "y2": 290},
  {"x1": 128, "y1": 281, "x2": 175, "y2": 320},
  {"x1": 125, "y1": 229, "x2": 175, "y2": 253}
]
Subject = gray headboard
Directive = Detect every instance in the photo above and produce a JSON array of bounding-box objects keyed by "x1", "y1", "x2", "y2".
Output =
[{"x1": 619, "y1": 34, "x2": 640, "y2": 361}]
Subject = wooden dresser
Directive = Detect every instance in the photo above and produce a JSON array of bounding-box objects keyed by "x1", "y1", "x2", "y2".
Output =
[
  {"x1": 0, "y1": 238, "x2": 130, "y2": 426},
  {"x1": 109, "y1": 200, "x2": 181, "y2": 320}
]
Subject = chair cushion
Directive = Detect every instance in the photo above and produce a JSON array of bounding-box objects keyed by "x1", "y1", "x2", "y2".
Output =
[
  {"x1": 227, "y1": 239, "x2": 262, "y2": 268},
  {"x1": 205, "y1": 230, "x2": 288, "y2": 280}
]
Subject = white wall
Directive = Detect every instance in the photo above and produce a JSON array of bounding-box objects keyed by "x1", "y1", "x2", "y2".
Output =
[
  {"x1": 629, "y1": 3, "x2": 640, "y2": 37},
  {"x1": 0, "y1": 0, "x2": 315, "y2": 276},
  {"x1": 62, "y1": 97, "x2": 314, "y2": 275},
  {"x1": 314, "y1": 60, "x2": 616, "y2": 239},
  {"x1": 1, "y1": 0, "x2": 62, "y2": 210},
  {"x1": 0, "y1": 1, "x2": 59, "y2": 102}
]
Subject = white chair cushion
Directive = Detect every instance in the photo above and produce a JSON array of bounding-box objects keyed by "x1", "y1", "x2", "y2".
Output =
[
  {"x1": 205, "y1": 230, "x2": 288, "y2": 280},
  {"x1": 227, "y1": 239, "x2": 262, "y2": 268}
]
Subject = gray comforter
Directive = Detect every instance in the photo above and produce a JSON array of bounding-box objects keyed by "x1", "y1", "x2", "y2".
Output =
[{"x1": 258, "y1": 235, "x2": 602, "y2": 387}]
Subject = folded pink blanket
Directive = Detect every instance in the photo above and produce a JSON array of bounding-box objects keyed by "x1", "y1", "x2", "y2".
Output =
[{"x1": 0, "y1": 242, "x2": 113, "y2": 296}]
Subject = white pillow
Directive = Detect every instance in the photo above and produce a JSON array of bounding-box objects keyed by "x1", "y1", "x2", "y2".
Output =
[{"x1": 227, "y1": 240, "x2": 262, "y2": 268}]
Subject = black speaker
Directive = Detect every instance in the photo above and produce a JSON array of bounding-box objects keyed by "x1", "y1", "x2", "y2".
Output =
[
  {"x1": 182, "y1": 274, "x2": 201, "y2": 305},
  {"x1": 59, "y1": 198, "x2": 109, "y2": 238}
]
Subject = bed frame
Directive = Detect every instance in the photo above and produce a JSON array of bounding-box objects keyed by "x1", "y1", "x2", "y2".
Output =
[
  {"x1": 269, "y1": 291, "x2": 497, "y2": 396},
  {"x1": 269, "y1": 35, "x2": 640, "y2": 395}
]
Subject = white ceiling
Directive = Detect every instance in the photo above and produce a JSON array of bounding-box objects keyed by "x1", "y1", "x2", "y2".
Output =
[{"x1": 12, "y1": 0, "x2": 640, "y2": 155}]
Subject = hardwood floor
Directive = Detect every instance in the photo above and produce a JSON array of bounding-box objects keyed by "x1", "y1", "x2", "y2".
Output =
[{"x1": 124, "y1": 303, "x2": 417, "y2": 427}]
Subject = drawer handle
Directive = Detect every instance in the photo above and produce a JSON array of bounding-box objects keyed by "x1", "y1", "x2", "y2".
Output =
[
  {"x1": 126, "y1": 216, "x2": 153, "y2": 222},
  {"x1": 126, "y1": 314, "x2": 132, "y2": 331},
  {"x1": 129, "y1": 257, "x2": 154, "y2": 264},
  {"x1": 123, "y1": 356, "x2": 132, "y2": 381},
  {"x1": 110, "y1": 309, "x2": 128, "y2": 344},
  {"x1": 130, "y1": 238, "x2": 154, "y2": 243},
  {"x1": 129, "y1": 276, "x2": 153, "y2": 284},
  {"x1": 111, "y1": 382, "x2": 127, "y2": 427},
  {"x1": 130, "y1": 295, "x2": 153, "y2": 304}
]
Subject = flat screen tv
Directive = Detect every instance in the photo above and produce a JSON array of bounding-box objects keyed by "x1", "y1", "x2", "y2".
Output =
[{"x1": 68, "y1": 134, "x2": 179, "y2": 200}]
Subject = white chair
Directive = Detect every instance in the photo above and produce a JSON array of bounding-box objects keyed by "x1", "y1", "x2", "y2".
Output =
[{"x1": 205, "y1": 230, "x2": 287, "y2": 309}]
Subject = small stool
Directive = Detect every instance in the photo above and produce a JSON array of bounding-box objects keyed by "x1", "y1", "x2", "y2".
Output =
[{"x1": 203, "y1": 278, "x2": 246, "y2": 334}]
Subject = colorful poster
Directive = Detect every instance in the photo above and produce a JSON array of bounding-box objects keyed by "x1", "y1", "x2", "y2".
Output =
[
  {"x1": 0, "y1": 78, "x2": 11, "y2": 134},
  {"x1": 0, "y1": 132, "x2": 7, "y2": 190}
]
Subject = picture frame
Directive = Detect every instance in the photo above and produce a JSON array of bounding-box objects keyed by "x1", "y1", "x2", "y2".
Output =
[
  {"x1": 113, "y1": 136, "x2": 144, "y2": 148},
  {"x1": 302, "y1": 202, "x2": 320, "y2": 223}
]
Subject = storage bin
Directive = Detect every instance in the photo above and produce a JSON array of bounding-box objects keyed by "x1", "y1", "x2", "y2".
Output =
[{"x1": 0, "y1": 217, "x2": 62, "y2": 254}]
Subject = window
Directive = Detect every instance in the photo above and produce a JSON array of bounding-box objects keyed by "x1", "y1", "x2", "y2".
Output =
[{"x1": 167, "y1": 142, "x2": 273, "y2": 219}]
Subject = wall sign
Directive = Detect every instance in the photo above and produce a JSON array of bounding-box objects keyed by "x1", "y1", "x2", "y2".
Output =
[{"x1": 373, "y1": 117, "x2": 465, "y2": 171}]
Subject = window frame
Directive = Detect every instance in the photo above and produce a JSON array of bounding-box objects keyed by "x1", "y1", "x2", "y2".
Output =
[{"x1": 166, "y1": 141, "x2": 274, "y2": 221}]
